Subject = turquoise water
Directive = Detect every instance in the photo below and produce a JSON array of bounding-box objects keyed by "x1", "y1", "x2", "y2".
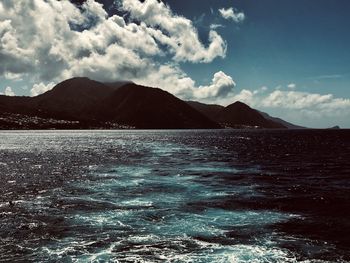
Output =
[{"x1": 0, "y1": 130, "x2": 349, "y2": 262}]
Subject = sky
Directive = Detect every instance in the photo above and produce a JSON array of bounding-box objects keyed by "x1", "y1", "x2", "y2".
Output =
[{"x1": 0, "y1": 0, "x2": 349, "y2": 128}]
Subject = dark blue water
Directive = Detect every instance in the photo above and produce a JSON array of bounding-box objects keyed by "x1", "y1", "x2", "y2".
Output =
[{"x1": 0, "y1": 130, "x2": 349, "y2": 262}]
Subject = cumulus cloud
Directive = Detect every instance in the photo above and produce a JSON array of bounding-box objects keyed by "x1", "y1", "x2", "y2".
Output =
[
  {"x1": 134, "y1": 65, "x2": 235, "y2": 101},
  {"x1": 261, "y1": 90, "x2": 350, "y2": 112},
  {"x1": 194, "y1": 71, "x2": 235, "y2": 99},
  {"x1": 0, "y1": 0, "x2": 230, "y2": 100},
  {"x1": 219, "y1": 7, "x2": 245, "y2": 23},
  {"x1": 260, "y1": 90, "x2": 350, "y2": 126},
  {"x1": 231, "y1": 89, "x2": 255, "y2": 105},
  {"x1": 30, "y1": 82, "x2": 55, "y2": 96},
  {"x1": 1, "y1": 86, "x2": 15, "y2": 96},
  {"x1": 121, "y1": 0, "x2": 226, "y2": 63}
]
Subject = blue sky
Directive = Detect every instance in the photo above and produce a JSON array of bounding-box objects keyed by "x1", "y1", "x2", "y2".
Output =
[
  {"x1": 165, "y1": 0, "x2": 350, "y2": 97},
  {"x1": 0, "y1": 0, "x2": 349, "y2": 127}
]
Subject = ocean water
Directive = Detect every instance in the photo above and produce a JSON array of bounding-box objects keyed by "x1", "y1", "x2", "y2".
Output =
[{"x1": 0, "y1": 130, "x2": 349, "y2": 262}]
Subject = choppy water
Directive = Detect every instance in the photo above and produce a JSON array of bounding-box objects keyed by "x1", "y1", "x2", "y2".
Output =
[{"x1": 0, "y1": 130, "x2": 349, "y2": 262}]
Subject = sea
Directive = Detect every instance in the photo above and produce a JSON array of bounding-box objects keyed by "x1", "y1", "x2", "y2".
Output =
[{"x1": 0, "y1": 130, "x2": 349, "y2": 262}]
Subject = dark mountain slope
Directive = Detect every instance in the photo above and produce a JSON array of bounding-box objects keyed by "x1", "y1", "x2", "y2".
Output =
[
  {"x1": 187, "y1": 101, "x2": 224, "y2": 122},
  {"x1": 188, "y1": 100, "x2": 287, "y2": 129},
  {"x1": 0, "y1": 78, "x2": 220, "y2": 129},
  {"x1": 104, "y1": 80, "x2": 134, "y2": 90},
  {"x1": 30, "y1": 77, "x2": 115, "y2": 120},
  {"x1": 219, "y1": 101, "x2": 286, "y2": 128},
  {"x1": 0, "y1": 95, "x2": 32, "y2": 113},
  {"x1": 98, "y1": 84, "x2": 220, "y2": 129}
]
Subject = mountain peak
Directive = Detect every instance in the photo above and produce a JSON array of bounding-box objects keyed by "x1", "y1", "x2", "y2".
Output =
[
  {"x1": 190, "y1": 100, "x2": 287, "y2": 129},
  {"x1": 40, "y1": 77, "x2": 112, "y2": 98},
  {"x1": 222, "y1": 101, "x2": 286, "y2": 128},
  {"x1": 229, "y1": 101, "x2": 251, "y2": 108}
]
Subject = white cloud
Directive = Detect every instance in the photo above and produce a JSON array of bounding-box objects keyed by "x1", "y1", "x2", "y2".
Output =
[
  {"x1": 0, "y1": 0, "x2": 230, "y2": 100},
  {"x1": 260, "y1": 90, "x2": 350, "y2": 127},
  {"x1": 4, "y1": 72, "x2": 22, "y2": 81},
  {"x1": 261, "y1": 90, "x2": 350, "y2": 112},
  {"x1": 134, "y1": 65, "x2": 235, "y2": 102},
  {"x1": 260, "y1": 86, "x2": 268, "y2": 92},
  {"x1": 311, "y1": 74, "x2": 343, "y2": 80},
  {"x1": 210, "y1": 24, "x2": 224, "y2": 30},
  {"x1": 194, "y1": 71, "x2": 235, "y2": 99},
  {"x1": 232, "y1": 89, "x2": 255, "y2": 105},
  {"x1": 82, "y1": 0, "x2": 108, "y2": 21},
  {"x1": 219, "y1": 7, "x2": 245, "y2": 23},
  {"x1": 121, "y1": 0, "x2": 226, "y2": 63},
  {"x1": 2, "y1": 86, "x2": 15, "y2": 96},
  {"x1": 30, "y1": 82, "x2": 55, "y2": 96},
  {"x1": 287, "y1": 83, "x2": 296, "y2": 89}
]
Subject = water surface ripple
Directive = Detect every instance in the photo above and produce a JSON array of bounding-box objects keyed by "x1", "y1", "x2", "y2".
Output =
[{"x1": 0, "y1": 130, "x2": 349, "y2": 262}]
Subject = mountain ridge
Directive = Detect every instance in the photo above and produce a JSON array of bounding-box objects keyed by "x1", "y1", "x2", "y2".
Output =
[{"x1": 0, "y1": 77, "x2": 298, "y2": 129}]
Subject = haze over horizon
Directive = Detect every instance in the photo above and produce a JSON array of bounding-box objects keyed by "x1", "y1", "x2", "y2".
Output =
[{"x1": 0, "y1": 0, "x2": 349, "y2": 128}]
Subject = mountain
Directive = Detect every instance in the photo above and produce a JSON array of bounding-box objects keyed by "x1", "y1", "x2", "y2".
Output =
[
  {"x1": 0, "y1": 77, "x2": 300, "y2": 129},
  {"x1": 219, "y1": 102, "x2": 286, "y2": 128},
  {"x1": 186, "y1": 101, "x2": 224, "y2": 121},
  {"x1": 328, "y1": 125, "x2": 340, "y2": 129},
  {"x1": 30, "y1": 77, "x2": 116, "y2": 121},
  {"x1": 0, "y1": 78, "x2": 219, "y2": 129},
  {"x1": 188, "y1": 101, "x2": 287, "y2": 129},
  {"x1": 97, "y1": 83, "x2": 220, "y2": 129},
  {"x1": 104, "y1": 80, "x2": 134, "y2": 89}
]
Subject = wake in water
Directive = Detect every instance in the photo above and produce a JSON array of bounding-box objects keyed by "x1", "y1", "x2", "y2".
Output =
[{"x1": 0, "y1": 130, "x2": 349, "y2": 262}]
